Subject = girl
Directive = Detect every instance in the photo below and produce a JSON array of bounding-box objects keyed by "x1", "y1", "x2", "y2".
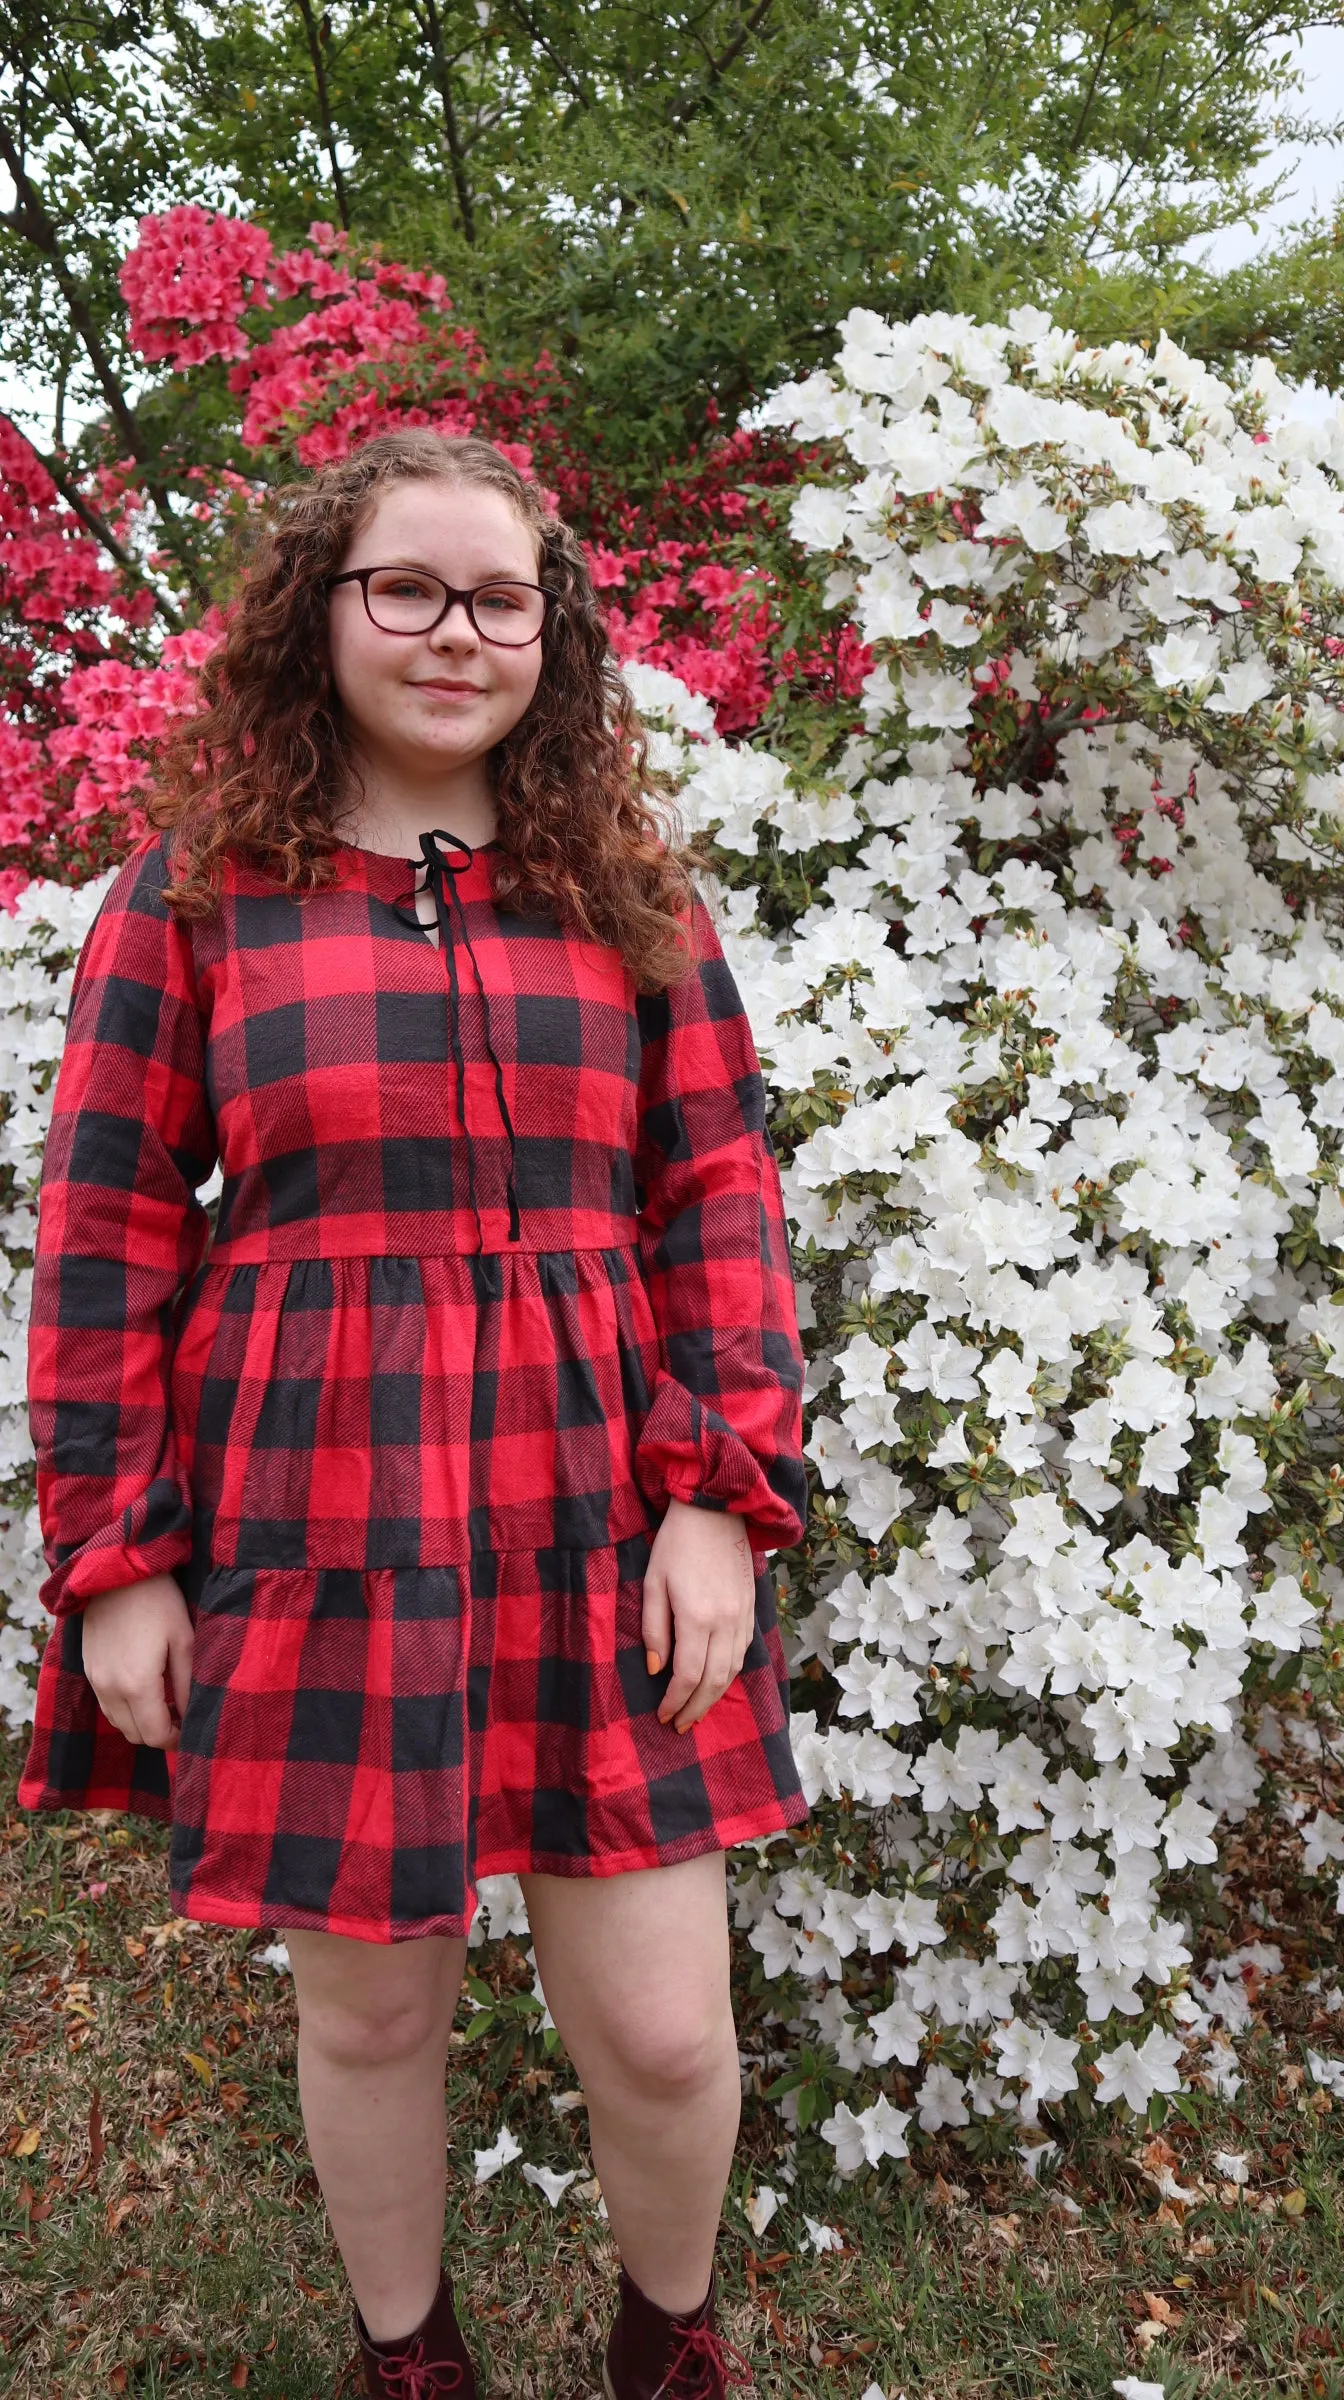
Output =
[{"x1": 19, "y1": 431, "x2": 811, "y2": 2399}]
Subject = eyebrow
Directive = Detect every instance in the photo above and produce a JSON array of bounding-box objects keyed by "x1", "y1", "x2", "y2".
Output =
[{"x1": 367, "y1": 557, "x2": 535, "y2": 579}]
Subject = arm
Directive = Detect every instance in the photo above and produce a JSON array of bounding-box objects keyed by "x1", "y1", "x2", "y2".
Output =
[
  {"x1": 632, "y1": 886, "x2": 808, "y2": 1570},
  {"x1": 28, "y1": 836, "x2": 217, "y2": 1618}
]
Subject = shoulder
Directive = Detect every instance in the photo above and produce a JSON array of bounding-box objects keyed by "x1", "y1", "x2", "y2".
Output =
[
  {"x1": 91, "y1": 830, "x2": 182, "y2": 923},
  {"x1": 74, "y1": 831, "x2": 204, "y2": 995}
]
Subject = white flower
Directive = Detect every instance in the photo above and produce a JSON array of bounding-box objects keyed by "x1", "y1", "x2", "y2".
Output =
[
  {"x1": 1093, "y1": 2028, "x2": 1185, "y2": 2110},
  {"x1": 803, "y1": 2215, "x2": 845, "y2": 2253},
  {"x1": 1147, "y1": 628, "x2": 1220, "y2": 690},
  {"x1": 819, "y1": 2094, "x2": 912, "y2": 2173},
  {"x1": 992, "y1": 2018, "x2": 1080, "y2": 2117},
  {"x1": 1301, "y1": 1810, "x2": 1344, "y2": 1875},
  {"x1": 977, "y1": 475, "x2": 1069, "y2": 551},
  {"x1": 1250, "y1": 1575, "x2": 1318, "y2": 1651},
  {"x1": 741, "y1": 2185, "x2": 781, "y2": 2237},
  {"x1": 473, "y1": 2125, "x2": 523, "y2": 2183},
  {"x1": 1212, "y1": 2149, "x2": 1250, "y2": 2185},
  {"x1": 522, "y1": 2162, "x2": 579, "y2": 2206},
  {"x1": 899, "y1": 664, "x2": 977, "y2": 730},
  {"x1": 1083, "y1": 499, "x2": 1173, "y2": 557},
  {"x1": 917, "y1": 2063, "x2": 970, "y2": 2130}
]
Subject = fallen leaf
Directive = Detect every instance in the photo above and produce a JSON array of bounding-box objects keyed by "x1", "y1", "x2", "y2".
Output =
[
  {"x1": 181, "y1": 2052, "x2": 213, "y2": 2087},
  {"x1": 105, "y1": 2194, "x2": 138, "y2": 2233},
  {"x1": 229, "y1": 2363, "x2": 249, "y2": 2389},
  {"x1": 1143, "y1": 2292, "x2": 1183, "y2": 2328},
  {"x1": 988, "y1": 2215, "x2": 1021, "y2": 2248},
  {"x1": 1281, "y1": 2187, "x2": 1308, "y2": 2217},
  {"x1": 124, "y1": 1938, "x2": 146, "y2": 1961},
  {"x1": 14, "y1": 2126, "x2": 39, "y2": 2158},
  {"x1": 1140, "y1": 2134, "x2": 1181, "y2": 2174},
  {"x1": 109, "y1": 2371, "x2": 128, "y2": 2394},
  {"x1": 293, "y1": 2276, "x2": 331, "y2": 2302}
]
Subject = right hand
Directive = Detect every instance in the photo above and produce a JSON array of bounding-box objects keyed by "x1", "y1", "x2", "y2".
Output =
[{"x1": 80, "y1": 1573, "x2": 196, "y2": 1751}]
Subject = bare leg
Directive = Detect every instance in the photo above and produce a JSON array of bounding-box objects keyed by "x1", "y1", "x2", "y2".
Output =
[
  {"x1": 281, "y1": 1926, "x2": 469, "y2": 2343},
  {"x1": 519, "y1": 1852, "x2": 741, "y2": 2314}
]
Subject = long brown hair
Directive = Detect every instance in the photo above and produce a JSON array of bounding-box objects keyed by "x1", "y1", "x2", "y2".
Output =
[{"x1": 150, "y1": 431, "x2": 705, "y2": 990}]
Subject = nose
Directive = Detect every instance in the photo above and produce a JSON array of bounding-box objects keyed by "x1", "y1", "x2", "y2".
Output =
[{"x1": 429, "y1": 600, "x2": 480, "y2": 648}]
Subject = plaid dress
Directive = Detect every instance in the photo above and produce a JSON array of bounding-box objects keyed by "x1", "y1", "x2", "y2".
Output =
[{"x1": 17, "y1": 829, "x2": 811, "y2": 1941}]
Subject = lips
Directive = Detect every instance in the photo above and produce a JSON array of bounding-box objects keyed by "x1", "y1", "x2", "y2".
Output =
[{"x1": 412, "y1": 681, "x2": 487, "y2": 695}]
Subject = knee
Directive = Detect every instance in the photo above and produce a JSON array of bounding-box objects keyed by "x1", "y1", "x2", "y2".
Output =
[
  {"x1": 297, "y1": 1989, "x2": 449, "y2": 2073},
  {"x1": 598, "y1": 2000, "x2": 737, "y2": 2101}
]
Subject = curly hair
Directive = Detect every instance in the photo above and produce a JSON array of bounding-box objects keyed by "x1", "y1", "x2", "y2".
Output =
[{"x1": 149, "y1": 431, "x2": 705, "y2": 991}]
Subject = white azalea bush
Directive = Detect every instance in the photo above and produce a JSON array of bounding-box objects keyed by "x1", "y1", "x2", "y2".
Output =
[
  {"x1": 0, "y1": 878, "x2": 108, "y2": 1727},
  {"x1": 4, "y1": 309, "x2": 1344, "y2": 2185},
  {"x1": 628, "y1": 309, "x2": 1344, "y2": 2171}
]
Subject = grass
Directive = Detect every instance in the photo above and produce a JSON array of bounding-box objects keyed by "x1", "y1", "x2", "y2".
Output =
[{"x1": 5, "y1": 1734, "x2": 1344, "y2": 2400}]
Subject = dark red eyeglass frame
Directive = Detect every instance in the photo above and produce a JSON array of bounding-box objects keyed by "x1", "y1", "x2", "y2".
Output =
[{"x1": 325, "y1": 568, "x2": 555, "y2": 646}]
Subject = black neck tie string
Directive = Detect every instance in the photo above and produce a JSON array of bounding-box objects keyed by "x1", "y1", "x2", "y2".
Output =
[{"x1": 406, "y1": 829, "x2": 521, "y2": 1251}]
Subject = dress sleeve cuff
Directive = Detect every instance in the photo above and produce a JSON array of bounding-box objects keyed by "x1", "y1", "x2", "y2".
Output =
[
  {"x1": 38, "y1": 1476, "x2": 195, "y2": 1618},
  {"x1": 633, "y1": 1367, "x2": 807, "y2": 1563}
]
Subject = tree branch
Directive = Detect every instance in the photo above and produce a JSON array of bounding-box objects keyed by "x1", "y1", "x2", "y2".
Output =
[
  {"x1": 493, "y1": 0, "x2": 594, "y2": 110},
  {"x1": 24, "y1": 431, "x2": 184, "y2": 631},
  {"x1": 412, "y1": 0, "x2": 477, "y2": 243},
  {"x1": 292, "y1": 0, "x2": 352, "y2": 230},
  {"x1": 668, "y1": 0, "x2": 778, "y2": 125},
  {"x1": 0, "y1": 110, "x2": 209, "y2": 604}
]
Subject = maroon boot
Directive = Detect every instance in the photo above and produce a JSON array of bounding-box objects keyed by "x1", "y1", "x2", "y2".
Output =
[
  {"x1": 602, "y1": 2261, "x2": 754, "y2": 2399},
  {"x1": 354, "y1": 2269, "x2": 480, "y2": 2398}
]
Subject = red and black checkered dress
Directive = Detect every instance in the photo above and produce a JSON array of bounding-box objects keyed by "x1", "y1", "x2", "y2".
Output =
[{"x1": 18, "y1": 828, "x2": 811, "y2": 1941}]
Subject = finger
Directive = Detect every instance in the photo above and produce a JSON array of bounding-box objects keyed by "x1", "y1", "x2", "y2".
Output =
[
  {"x1": 99, "y1": 1692, "x2": 144, "y2": 1748},
  {"x1": 657, "y1": 1613, "x2": 709, "y2": 1726},
  {"x1": 640, "y1": 1560, "x2": 672, "y2": 1680},
  {"x1": 167, "y1": 1621, "x2": 195, "y2": 1726},
  {"x1": 735, "y1": 1625, "x2": 754, "y2": 1678},
  {"x1": 673, "y1": 1625, "x2": 739, "y2": 1732},
  {"x1": 128, "y1": 1679, "x2": 176, "y2": 1750}
]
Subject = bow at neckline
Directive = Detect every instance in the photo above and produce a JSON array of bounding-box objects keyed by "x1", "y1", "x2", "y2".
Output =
[{"x1": 391, "y1": 827, "x2": 520, "y2": 1251}]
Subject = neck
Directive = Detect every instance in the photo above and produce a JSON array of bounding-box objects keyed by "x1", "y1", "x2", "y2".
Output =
[{"x1": 340, "y1": 751, "x2": 498, "y2": 857}]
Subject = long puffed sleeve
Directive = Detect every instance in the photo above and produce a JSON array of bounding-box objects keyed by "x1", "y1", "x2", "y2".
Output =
[
  {"x1": 632, "y1": 887, "x2": 808, "y2": 1562},
  {"x1": 28, "y1": 836, "x2": 217, "y2": 1617}
]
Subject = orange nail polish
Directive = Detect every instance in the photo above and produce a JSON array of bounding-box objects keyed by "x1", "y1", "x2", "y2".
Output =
[{"x1": 646, "y1": 1648, "x2": 662, "y2": 1676}]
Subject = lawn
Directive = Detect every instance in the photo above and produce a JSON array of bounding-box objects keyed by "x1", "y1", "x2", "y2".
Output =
[{"x1": 4, "y1": 1738, "x2": 1344, "y2": 2400}]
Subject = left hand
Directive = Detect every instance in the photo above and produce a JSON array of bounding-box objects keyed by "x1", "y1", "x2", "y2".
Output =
[{"x1": 642, "y1": 1498, "x2": 757, "y2": 1733}]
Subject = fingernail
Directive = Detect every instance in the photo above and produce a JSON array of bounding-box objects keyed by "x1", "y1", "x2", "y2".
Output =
[{"x1": 646, "y1": 1649, "x2": 662, "y2": 1676}]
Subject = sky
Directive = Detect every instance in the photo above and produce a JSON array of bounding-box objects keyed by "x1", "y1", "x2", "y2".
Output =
[{"x1": 1194, "y1": 23, "x2": 1344, "y2": 276}]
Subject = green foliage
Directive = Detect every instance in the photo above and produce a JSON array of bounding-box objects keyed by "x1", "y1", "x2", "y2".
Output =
[{"x1": 0, "y1": 0, "x2": 1339, "y2": 511}]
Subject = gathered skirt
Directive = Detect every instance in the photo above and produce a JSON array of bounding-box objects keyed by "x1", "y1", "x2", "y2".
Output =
[
  {"x1": 21, "y1": 1244, "x2": 810, "y2": 1939},
  {"x1": 22, "y1": 1529, "x2": 809, "y2": 1944}
]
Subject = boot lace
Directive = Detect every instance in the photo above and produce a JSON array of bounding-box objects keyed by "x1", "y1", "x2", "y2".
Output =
[
  {"x1": 374, "y1": 2337, "x2": 467, "y2": 2399},
  {"x1": 660, "y1": 2316, "x2": 754, "y2": 2397}
]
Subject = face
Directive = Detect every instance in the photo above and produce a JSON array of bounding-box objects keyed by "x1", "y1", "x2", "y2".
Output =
[{"x1": 326, "y1": 479, "x2": 545, "y2": 786}]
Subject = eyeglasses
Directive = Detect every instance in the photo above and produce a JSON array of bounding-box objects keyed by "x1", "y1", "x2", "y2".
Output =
[{"x1": 325, "y1": 566, "x2": 554, "y2": 647}]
